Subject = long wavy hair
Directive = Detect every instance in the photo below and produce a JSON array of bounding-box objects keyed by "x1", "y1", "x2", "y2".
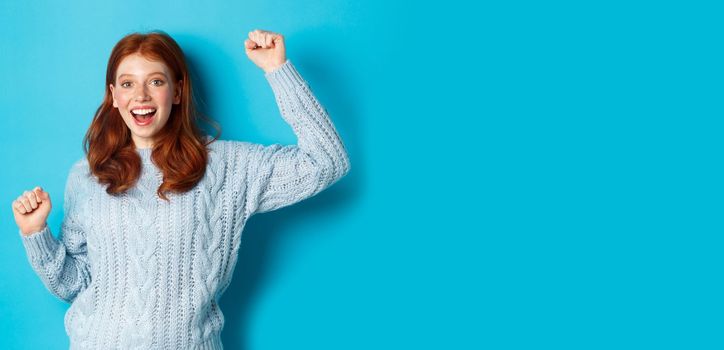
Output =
[{"x1": 84, "y1": 30, "x2": 220, "y2": 201}]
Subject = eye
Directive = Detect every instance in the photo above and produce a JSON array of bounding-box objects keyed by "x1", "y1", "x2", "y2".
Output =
[
  {"x1": 120, "y1": 81, "x2": 132, "y2": 88},
  {"x1": 151, "y1": 79, "x2": 165, "y2": 86}
]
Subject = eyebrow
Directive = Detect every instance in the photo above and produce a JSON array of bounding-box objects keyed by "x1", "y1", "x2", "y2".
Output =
[{"x1": 117, "y1": 72, "x2": 168, "y2": 79}]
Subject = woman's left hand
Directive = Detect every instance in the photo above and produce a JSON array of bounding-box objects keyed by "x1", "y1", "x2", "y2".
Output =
[{"x1": 245, "y1": 29, "x2": 287, "y2": 73}]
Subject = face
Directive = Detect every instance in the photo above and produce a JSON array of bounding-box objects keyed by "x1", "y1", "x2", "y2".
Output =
[{"x1": 109, "y1": 53, "x2": 182, "y2": 149}]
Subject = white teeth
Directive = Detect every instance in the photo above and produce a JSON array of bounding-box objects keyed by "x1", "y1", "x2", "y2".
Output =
[{"x1": 131, "y1": 108, "x2": 156, "y2": 115}]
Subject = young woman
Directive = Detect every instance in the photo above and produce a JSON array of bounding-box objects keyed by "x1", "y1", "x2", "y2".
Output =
[{"x1": 12, "y1": 29, "x2": 350, "y2": 349}]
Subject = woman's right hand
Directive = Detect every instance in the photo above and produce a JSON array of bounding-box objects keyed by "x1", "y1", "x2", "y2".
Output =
[{"x1": 12, "y1": 187, "x2": 52, "y2": 236}]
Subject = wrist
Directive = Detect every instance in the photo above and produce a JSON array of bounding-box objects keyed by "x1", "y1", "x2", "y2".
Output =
[
  {"x1": 263, "y1": 59, "x2": 287, "y2": 73},
  {"x1": 21, "y1": 223, "x2": 47, "y2": 236}
]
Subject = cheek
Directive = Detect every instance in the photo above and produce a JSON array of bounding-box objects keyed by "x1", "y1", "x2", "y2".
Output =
[
  {"x1": 156, "y1": 89, "x2": 174, "y2": 104},
  {"x1": 154, "y1": 90, "x2": 174, "y2": 122},
  {"x1": 115, "y1": 93, "x2": 132, "y2": 109}
]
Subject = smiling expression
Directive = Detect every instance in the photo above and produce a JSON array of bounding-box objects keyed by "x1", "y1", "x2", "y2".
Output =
[{"x1": 109, "y1": 53, "x2": 182, "y2": 149}]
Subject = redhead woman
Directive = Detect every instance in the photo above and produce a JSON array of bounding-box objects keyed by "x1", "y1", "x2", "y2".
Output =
[{"x1": 11, "y1": 29, "x2": 349, "y2": 349}]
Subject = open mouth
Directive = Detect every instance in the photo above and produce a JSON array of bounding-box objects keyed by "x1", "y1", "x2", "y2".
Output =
[{"x1": 131, "y1": 109, "x2": 156, "y2": 126}]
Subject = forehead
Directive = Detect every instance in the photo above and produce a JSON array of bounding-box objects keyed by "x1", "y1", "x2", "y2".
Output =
[{"x1": 116, "y1": 53, "x2": 171, "y2": 79}]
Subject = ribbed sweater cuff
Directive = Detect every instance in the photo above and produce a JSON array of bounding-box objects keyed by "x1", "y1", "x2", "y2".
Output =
[
  {"x1": 264, "y1": 59, "x2": 306, "y2": 95},
  {"x1": 20, "y1": 225, "x2": 59, "y2": 262}
]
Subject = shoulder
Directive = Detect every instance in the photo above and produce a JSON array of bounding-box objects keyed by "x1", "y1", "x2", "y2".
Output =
[
  {"x1": 66, "y1": 156, "x2": 99, "y2": 190},
  {"x1": 69, "y1": 157, "x2": 90, "y2": 180},
  {"x1": 206, "y1": 138, "x2": 259, "y2": 160},
  {"x1": 63, "y1": 157, "x2": 93, "y2": 200},
  {"x1": 205, "y1": 139, "x2": 282, "y2": 180}
]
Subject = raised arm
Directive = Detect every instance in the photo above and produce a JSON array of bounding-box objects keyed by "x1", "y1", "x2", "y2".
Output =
[
  {"x1": 15, "y1": 162, "x2": 92, "y2": 303},
  {"x1": 242, "y1": 30, "x2": 350, "y2": 215},
  {"x1": 243, "y1": 59, "x2": 350, "y2": 214}
]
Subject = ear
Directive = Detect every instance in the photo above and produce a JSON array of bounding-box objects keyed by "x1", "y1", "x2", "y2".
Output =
[
  {"x1": 109, "y1": 84, "x2": 118, "y2": 108},
  {"x1": 173, "y1": 80, "x2": 183, "y2": 105}
]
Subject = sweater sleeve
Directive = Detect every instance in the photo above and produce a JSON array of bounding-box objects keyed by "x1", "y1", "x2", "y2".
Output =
[
  {"x1": 244, "y1": 59, "x2": 351, "y2": 215},
  {"x1": 19, "y1": 162, "x2": 92, "y2": 303}
]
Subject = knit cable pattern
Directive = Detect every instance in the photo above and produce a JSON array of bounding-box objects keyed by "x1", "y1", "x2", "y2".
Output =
[
  {"x1": 190, "y1": 143, "x2": 227, "y2": 344},
  {"x1": 120, "y1": 160, "x2": 161, "y2": 349}
]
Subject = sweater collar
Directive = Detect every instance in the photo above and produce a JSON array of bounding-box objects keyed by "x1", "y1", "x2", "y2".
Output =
[{"x1": 136, "y1": 147, "x2": 153, "y2": 165}]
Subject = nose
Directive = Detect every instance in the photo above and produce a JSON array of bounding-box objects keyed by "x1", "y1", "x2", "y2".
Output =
[{"x1": 134, "y1": 85, "x2": 150, "y2": 101}]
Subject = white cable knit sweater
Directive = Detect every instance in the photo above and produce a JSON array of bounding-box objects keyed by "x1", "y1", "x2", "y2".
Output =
[{"x1": 19, "y1": 59, "x2": 350, "y2": 349}]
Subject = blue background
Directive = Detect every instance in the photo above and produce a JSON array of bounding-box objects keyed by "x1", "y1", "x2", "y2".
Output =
[{"x1": 1, "y1": 0, "x2": 722, "y2": 349}]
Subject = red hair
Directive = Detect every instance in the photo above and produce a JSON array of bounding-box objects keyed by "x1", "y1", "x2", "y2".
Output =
[{"x1": 83, "y1": 30, "x2": 220, "y2": 201}]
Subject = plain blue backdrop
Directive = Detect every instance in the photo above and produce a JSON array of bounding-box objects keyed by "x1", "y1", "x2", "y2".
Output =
[{"x1": 1, "y1": 0, "x2": 722, "y2": 349}]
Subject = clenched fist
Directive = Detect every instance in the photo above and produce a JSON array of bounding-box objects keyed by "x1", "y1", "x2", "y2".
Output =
[
  {"x1": 12, "y1": 186, "x2": 52, "y2": 236},
  {"x1": 244, "y1": 29, "x2": 287, "y2": 73}
]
